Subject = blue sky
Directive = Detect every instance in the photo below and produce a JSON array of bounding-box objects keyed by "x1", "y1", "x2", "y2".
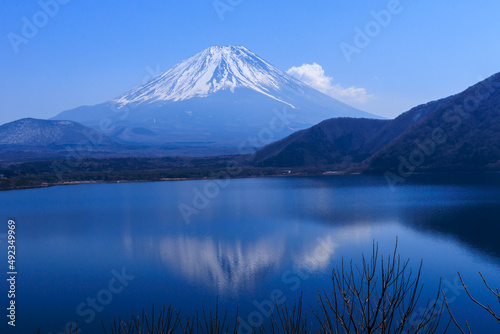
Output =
[{"x1": 1, "y1": 0, "x2": 500, "y2": 124}]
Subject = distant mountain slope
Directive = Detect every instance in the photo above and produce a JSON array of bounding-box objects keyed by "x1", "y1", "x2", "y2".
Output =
[
  {"x1": 0, "y1": 118, "x2": 246, "y2": 162},
  {"x1": 53, "y1": 46, "x2": 381, "y2": 146},
  {"x1": 0, "y1": 118, "x2": 125, "y2": 161},
  {"x1": 253, "y1": 72, "x2": 500, "y2": 172},
  {"x1": 0, "y1": 118, "x2": 117, "y2": 146}
]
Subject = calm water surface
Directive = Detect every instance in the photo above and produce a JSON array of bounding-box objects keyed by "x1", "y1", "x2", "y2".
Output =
[{"x1": 1, "y1": 174, "x2": 500, "y2": 333}]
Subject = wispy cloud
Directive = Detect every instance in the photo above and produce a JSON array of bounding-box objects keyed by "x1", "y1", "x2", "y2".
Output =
[{"x1": 287, "y1": 63, "x2": 372, "y2": 104}]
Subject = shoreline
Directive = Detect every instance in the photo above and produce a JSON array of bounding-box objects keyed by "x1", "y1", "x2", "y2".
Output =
[
  {"x1": 2, "y1": 169, "x2": 500, "y2": 192},
  {"x1": 0, "y1": 170, "x2": 330, "y2": 192}
]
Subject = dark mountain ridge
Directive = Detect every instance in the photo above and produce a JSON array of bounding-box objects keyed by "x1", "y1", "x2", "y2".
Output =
[{"x1": 254, "y1": 72, "x2": 500, "y2": 174}]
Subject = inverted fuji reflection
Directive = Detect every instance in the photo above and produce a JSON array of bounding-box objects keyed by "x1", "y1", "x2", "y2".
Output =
[{"x1": 130, "y1": 224, "x2": 375, "y2": 295}]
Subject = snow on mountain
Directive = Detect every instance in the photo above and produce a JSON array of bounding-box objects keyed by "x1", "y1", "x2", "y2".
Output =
[
  {"x1": 53, "y1": 46, "x2": 382, "y2": 147},
  {"x1": 113, "y1": 46, "x2": 303, "y2": 108}
]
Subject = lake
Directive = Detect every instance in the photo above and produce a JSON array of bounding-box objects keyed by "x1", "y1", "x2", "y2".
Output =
[{"x1": 1, "y1": 174, "x2": 500, "y2": 333}]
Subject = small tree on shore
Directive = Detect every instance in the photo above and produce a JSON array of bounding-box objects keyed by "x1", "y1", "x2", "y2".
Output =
[
  {"x1": 313, "y1": 240, "x2": 446, "y2": 334},
  {"x1": 45, "y1": 240, "x2": 450, "y2": 334}
]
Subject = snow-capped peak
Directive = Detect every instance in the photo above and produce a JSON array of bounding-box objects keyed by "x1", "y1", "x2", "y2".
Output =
[{"x1": 113, "y1": 46, "x2": 306, "y2": 107}]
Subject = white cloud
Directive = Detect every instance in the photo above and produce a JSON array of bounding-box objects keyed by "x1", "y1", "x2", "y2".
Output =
[{"x1": 287, "y1": 63, "x2": 372, "y2": 104}]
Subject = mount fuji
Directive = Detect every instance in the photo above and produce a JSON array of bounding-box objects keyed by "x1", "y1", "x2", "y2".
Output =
[{"x1": 53, "y1": 46, "x2": 381, "y2": 149}]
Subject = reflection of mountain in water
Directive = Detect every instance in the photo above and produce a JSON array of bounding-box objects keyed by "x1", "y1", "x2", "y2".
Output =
[
  {"x1": 152, "y1": 226, "x2": 372, "y2": 295},
  {"x1": 159, "y1": 236, "x2": 285, "y2": 294}
]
